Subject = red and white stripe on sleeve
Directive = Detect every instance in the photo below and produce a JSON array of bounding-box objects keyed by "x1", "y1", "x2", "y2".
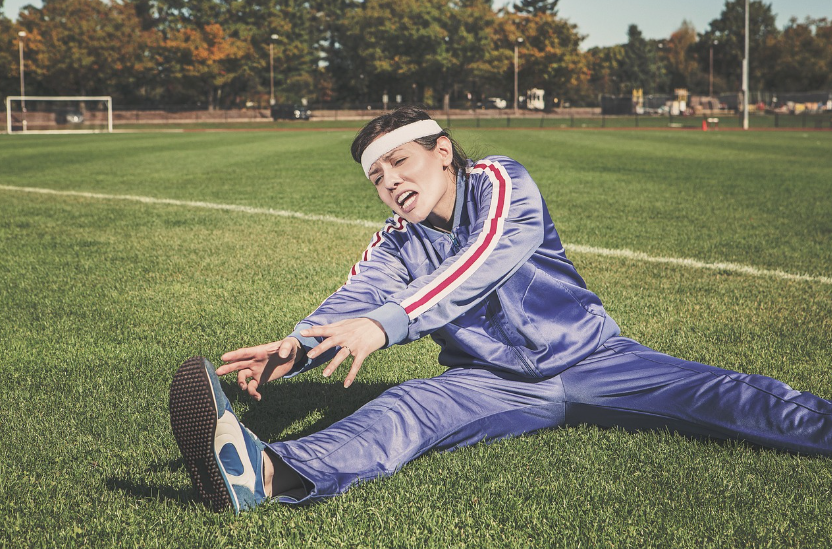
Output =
[
  {"x1": 400, "y1": 159, "x2": 512, "y2": 320},
  {"x1": 347, "y1": 214, "x2": 408, "y2": 283}
]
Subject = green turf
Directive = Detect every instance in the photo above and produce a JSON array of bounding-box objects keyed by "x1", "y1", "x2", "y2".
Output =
[{"x1": 1, "y1": 129, "x2": 831, "y2": 547}]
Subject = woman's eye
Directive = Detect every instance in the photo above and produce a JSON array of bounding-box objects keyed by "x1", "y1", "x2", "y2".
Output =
[
  {"x1": 394, "y1": 157, "x2": 406, "y2": 166},
  {"x1": 373, "y1": 176, "x2": 382, "y2": 186}
]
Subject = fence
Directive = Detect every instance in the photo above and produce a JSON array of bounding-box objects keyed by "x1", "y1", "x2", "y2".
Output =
[{"x1": 2, "y1": 106, "x2": 831, "y2": 132}]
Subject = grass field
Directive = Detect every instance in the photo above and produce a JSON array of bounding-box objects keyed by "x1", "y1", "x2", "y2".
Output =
[{"x1": 1, "y1": 128, "x2": 831, "y2": 547}]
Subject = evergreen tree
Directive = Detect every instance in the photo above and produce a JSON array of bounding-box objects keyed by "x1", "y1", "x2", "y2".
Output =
[
  {"x1": 618, "y1": 24, "x2": 653, "y2": 93},
  {"x1": 694, "y1": 0, "x2": 779, "y2": 93},
  {"x1": 512, "y1": 0, "x2": 558, "y2": 16},
  {"x1": 766, "y1": 17, "x2": 832, "y2": 92}
]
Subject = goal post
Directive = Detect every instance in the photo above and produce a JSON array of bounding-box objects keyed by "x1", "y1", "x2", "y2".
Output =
[{"x1": 5, "y1": 96, "x2": 113, "y2": 134}]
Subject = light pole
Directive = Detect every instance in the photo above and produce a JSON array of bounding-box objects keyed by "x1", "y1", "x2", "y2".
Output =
[
  {"x1": 742, "y1": 0, "x2": 749, "y2": 130},
  {"x1": 18, "y1": 31, "x2": 27, "y2": 114},
  {"x1": 269, "y1": 34, "x2": 279, "y2": 106},
  {"x1": 654, "y1": 42, "x2": 663, "y2": 94},
  {"x1": 709, "y1": 40, "x2": 718, "y2": 97},
  {"x1": 514, "y1": 37, "x2": 524, "y2": 115}
]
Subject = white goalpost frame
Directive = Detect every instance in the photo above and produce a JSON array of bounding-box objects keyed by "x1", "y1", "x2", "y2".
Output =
[{"x1": 5, "y1": 95, "x2": 113, "y2": 134}]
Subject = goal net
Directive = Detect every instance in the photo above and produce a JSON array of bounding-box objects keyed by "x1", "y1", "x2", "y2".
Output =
[{"x1": 5, "y1": 96, "x2": 113, "y2": 134}]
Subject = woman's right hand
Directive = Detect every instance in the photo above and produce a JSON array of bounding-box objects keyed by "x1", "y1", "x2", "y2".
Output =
[{"x1": 216, "y1": 338, "x2": 301, "y2": 401}]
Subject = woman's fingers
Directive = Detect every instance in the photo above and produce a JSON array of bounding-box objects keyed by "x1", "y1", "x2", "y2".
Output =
[
  {"x1": 306, "y1": 335, "x2": 339, "y2": 359},
  {"x1": 322, "y1": 347, "x2": 352, "y2": 377},
  {"x1": 220, "y1": 346, "x2": 256, "y2": 363},
  {"x1": 321, "y1": 347, "x2": 367, "y2": 388},
  {"x1": 246, "y1": 379, "x2": 261, "y2": 401},
  {"x1": 217, "y1": 358, "x2": 256, "y2": 376},
  {"x1": 343, "y1": 354, "x2": 365, "y2": 388},
  {"x1": 236, "y1": 368, "x2": 253, "y2": 390},
  {"x1": 278, "y1": 338, "x2": 297, "y2": 358}
]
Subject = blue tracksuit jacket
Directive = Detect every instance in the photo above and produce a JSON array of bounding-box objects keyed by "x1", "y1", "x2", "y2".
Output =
[{"x1": 289, "y1": 156, "x2": 620, "y2": 378}]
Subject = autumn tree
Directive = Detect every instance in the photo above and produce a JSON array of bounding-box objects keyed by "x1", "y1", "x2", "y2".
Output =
[
  {"x1": 665, "y1": 20, "x2": 704, "y2": 93},
  {"x1": 499, "y1": 10, "x2": 588, "y2": 107},
  {"x1": 156, "y1": 23, "x2": 253, "y2": 108},
  {"x1": 15, "y1": 0, "x2": 155, "y2": 101}
]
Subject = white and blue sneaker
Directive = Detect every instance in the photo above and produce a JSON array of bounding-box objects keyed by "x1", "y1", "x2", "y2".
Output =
[{"x1": 169, "y1": 356, "x2": 268, "y2": 513}]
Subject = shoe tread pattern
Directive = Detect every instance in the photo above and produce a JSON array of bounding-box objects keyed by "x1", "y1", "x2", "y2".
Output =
[{"x1": 169, "y1": 356, "x2": 233, "y2": 512}]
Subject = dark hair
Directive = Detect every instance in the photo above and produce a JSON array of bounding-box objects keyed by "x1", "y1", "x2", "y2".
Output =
[{"x1": 351, "y1": 106, "x2": 468, "y2": 176}]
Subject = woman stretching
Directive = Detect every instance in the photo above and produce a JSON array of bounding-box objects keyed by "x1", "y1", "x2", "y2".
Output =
[{"x1": 169, "y1": 106, "x2": 832, "y2": 513}]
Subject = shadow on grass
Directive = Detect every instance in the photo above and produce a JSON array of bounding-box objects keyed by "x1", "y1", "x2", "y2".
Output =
[
  {"x1": 106, "y1": 377, "x2": 397, "y2": 508},
  {"x1": 106, "y1": 468, "x2": 197, "y2": 506},
  {"x1": 230, "y1": 378, "x2": 398, "y2": 442}
]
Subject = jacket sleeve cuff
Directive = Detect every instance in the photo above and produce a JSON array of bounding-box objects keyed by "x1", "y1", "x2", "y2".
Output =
[
  {"x1": 361, "y1": 302, "x2": 409, "y2": 347},
  {"x1": 284, "y1": 322, "x2": 336, "y2": 378}
]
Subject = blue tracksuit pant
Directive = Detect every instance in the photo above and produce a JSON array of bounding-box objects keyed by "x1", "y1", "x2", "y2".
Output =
[{"x1": 267, "y1": 336, "x2": 832, "y2": 503}]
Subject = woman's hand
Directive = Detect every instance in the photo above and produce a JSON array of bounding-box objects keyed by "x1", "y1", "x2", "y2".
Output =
[
  {"x1": 301, "y1": 318, "x2": 387, "y2": 388},
  {"x1": 217, "y1": 338, "x2": 301, "y2": 401}
]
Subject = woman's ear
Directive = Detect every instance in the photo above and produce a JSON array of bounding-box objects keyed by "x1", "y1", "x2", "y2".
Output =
[{"x1": 435, "y1": 136, "x2": 454, "y2": 168}]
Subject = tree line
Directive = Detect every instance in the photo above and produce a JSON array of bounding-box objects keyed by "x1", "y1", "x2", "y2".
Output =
[{"x1": 1, "y1": 0, "x2": 830, "y2": 110}]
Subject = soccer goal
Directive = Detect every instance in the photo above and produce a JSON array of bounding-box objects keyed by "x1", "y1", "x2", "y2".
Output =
[{"x1": 5, "y1": 96, "x2": 113, "y2": 134}]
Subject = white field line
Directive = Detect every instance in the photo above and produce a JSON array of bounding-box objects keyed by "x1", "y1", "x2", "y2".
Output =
[
  {"x1": 0, "y1": 184, "x2": 378, "y2": 229},
  {"x1": 566, "y1": 244, "x2": 832, "y2": 285},
  {"x1": 3, "y1": 184, "x2": 831, "y2": 286}
]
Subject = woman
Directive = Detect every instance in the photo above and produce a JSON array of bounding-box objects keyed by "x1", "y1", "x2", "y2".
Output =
[{"x1": 170, "y1": 106, "x2": 832, "y2": 514}]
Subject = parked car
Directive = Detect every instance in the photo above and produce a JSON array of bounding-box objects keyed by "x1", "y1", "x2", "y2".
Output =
[
  {"x1": 271, "y1": 104, "x2": 311, "y2": 120},
  {"x1": 55, "y1": 110, "x2": 84, "y2": 124},
  {"x1": 477, "y1": 97, "x2": 507, "y2": 110}
]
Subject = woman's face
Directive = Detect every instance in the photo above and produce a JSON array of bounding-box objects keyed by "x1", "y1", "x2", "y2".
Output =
[{"x1": 366, "y1": 136, "x2": 457, "y2": 230}]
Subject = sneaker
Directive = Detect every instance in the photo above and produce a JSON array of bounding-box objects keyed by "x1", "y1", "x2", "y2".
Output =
[{"x1": 169, "y1": 356, "x2": 267, "y2": 513}]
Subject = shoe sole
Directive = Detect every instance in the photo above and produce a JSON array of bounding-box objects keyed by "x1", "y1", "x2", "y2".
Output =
[{"x1": 169, "y1": 356, "x2": 233, "y2": 512}]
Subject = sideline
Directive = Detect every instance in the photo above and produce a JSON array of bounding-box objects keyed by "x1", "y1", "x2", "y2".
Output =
[{"x1": 2, "y1": 184, "x2": 830, "y2": 286}]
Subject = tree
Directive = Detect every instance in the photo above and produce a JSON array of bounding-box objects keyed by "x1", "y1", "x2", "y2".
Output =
[
  {"x1": 157, "y1": 23, "x2": 252, "y2": 108},
  {"x1": 766, "y1": 17, "x2": 832, "y2": 92},
  {"x1": 694, "y1": 0, "x2": 779, "y2": 93},
  {"x1": 618, "y1": 24, "x2": 654, "y2": 94},
  {"x1": 269, "y1": 0, "x2": 333, "y2": 103},
  {"x1": 512, "y1": 0, "x2": 558, "y2": 15},
  {"x1": 0, "y1": 12, "x2": 17, "y2": 99},
  {"x1": 586, "y1": 45, "x2": 625, "y2": 96},
  {"x1": 15, "y1": 0, "x2": 156, "y2": 100},
  {"x1": 500, "y1": 10, "x2": 588, "y2": 107},
  {"x1": 665, "y1": 20, "x2": 703, "y2": 93},
  {"x1": 148, "y1": 0, "x2": 321, "y2": 107},
  {"x1": 334, "y1": 0, "x2": 503, "y2": 108}
]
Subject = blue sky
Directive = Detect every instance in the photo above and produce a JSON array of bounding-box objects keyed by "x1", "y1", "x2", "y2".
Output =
[{"x1": 4, "y1": 0, "x2": 831, "y2": 49}]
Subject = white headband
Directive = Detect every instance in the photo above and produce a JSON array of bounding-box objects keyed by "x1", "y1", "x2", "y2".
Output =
[{"x1": 360, "y1": 119, "x2": 444, "y2": 177}]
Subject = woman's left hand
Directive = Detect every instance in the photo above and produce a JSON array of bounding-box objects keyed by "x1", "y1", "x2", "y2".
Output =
[{"x1": 300, "y1": 318, "x2": 387, "y2": 388}]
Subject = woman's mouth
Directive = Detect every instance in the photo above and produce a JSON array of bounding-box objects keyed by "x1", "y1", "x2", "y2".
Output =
[{"x1": 397, "y1": 190, "x2": 418, "y2": 212}]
